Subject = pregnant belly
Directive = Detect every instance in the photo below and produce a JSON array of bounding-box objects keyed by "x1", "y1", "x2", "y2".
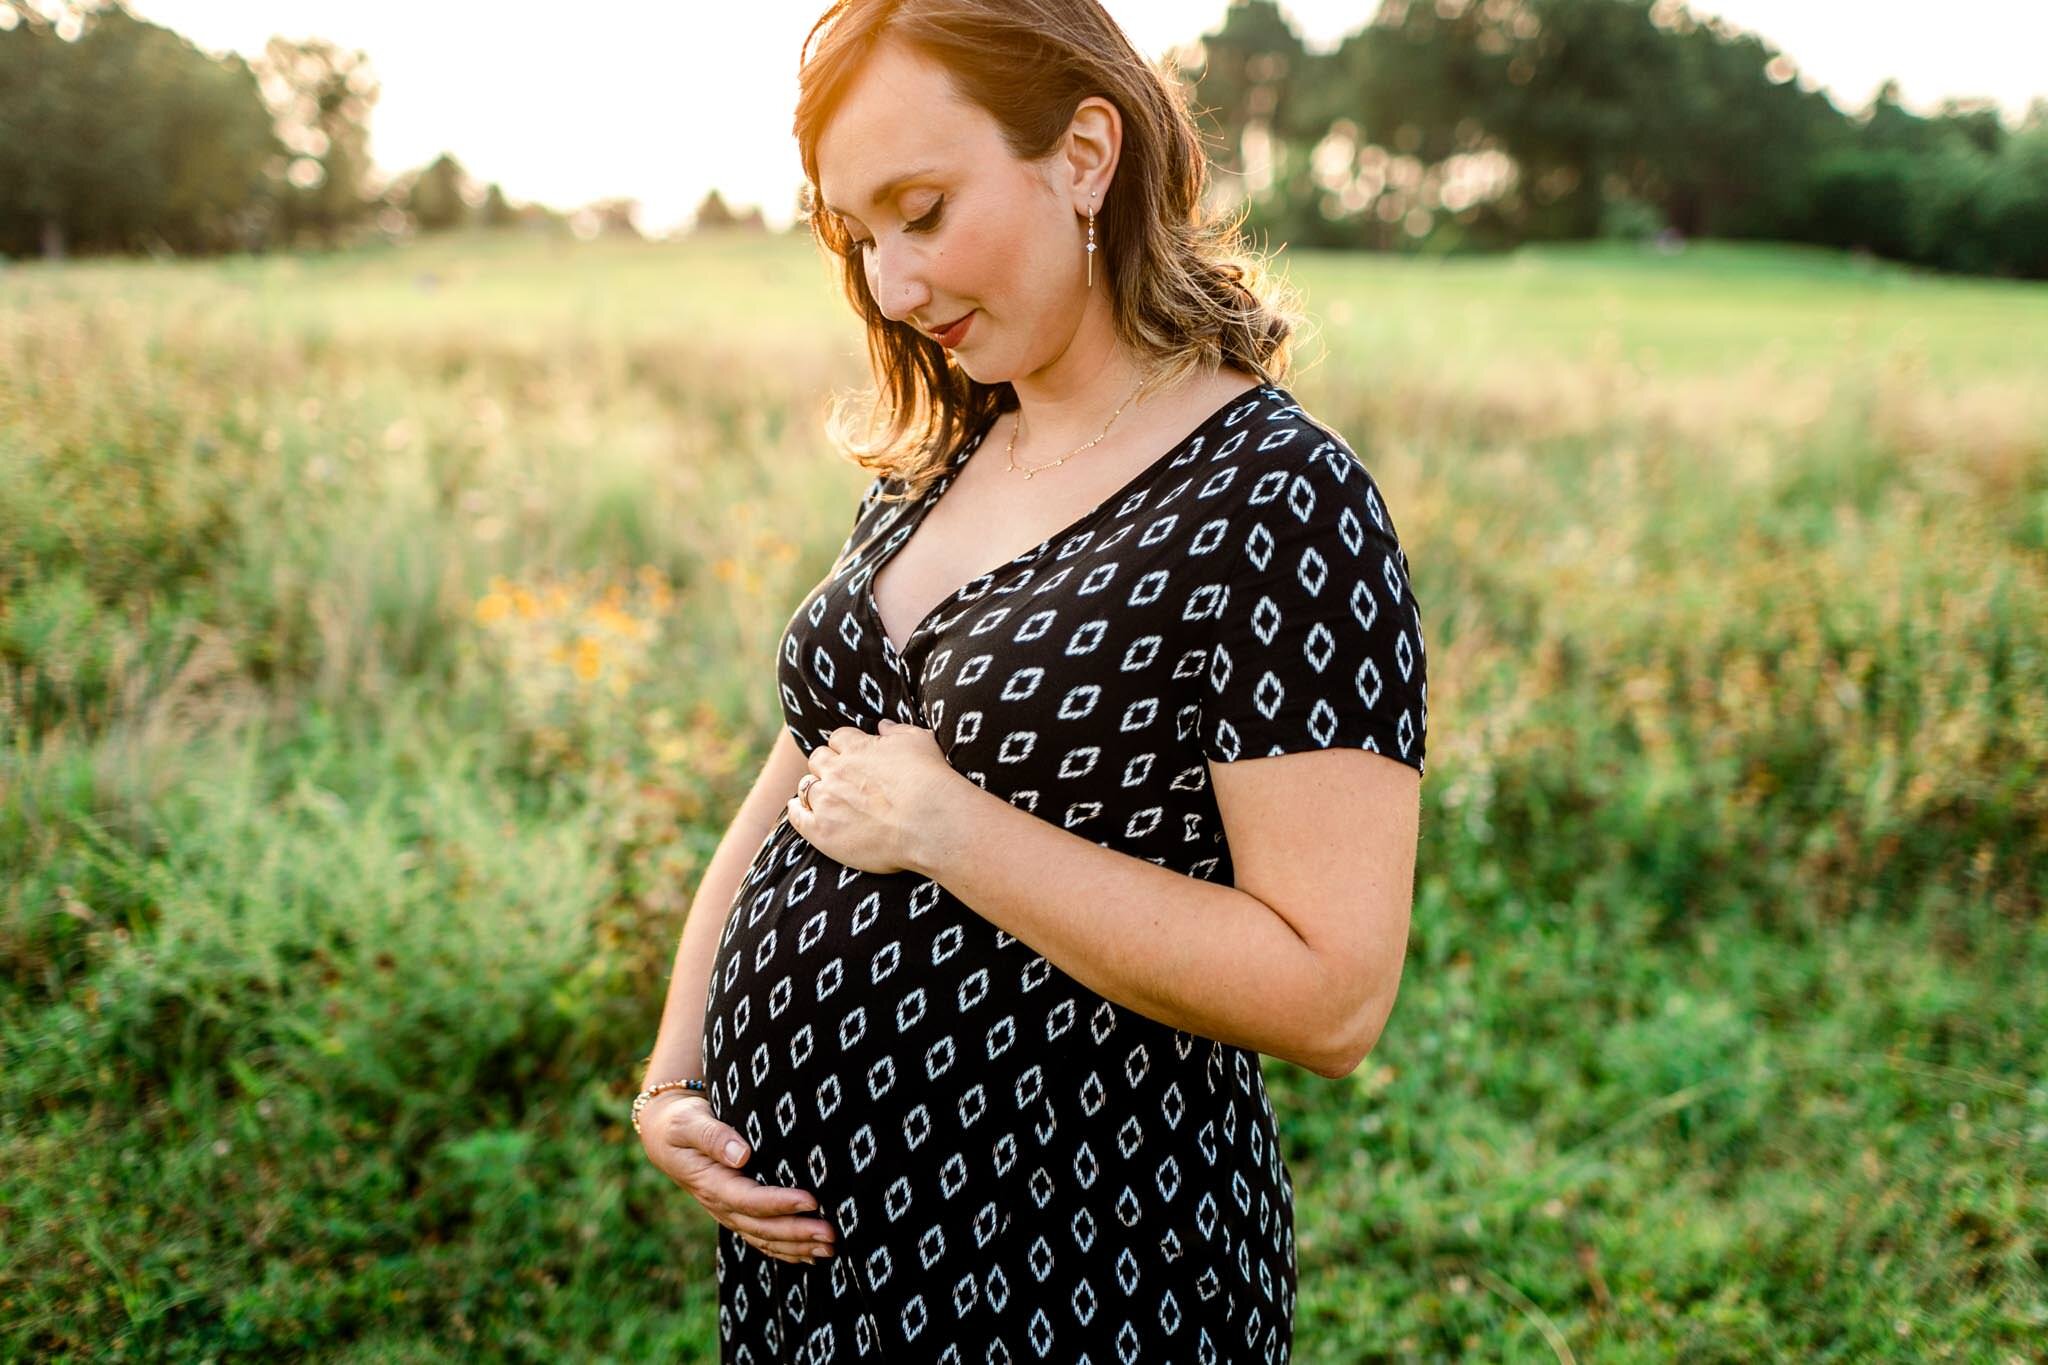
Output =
[
  {"x1": 701, "y1": 824, "x2": 1294, "y2": 1321},
  {"x1": 700, "y1": 827, "x2": 1047, "y2": 1215}
]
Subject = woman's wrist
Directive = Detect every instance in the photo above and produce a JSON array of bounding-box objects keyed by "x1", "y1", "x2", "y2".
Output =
[
  {"x1": 633, "y1": 1076, "x2": 711, "y2": 1136},
  {"x1": 637, "y1": 1088, "x2": 712, "y2": 1135},
  {"x1": 900, "y1": 770, "x2": 986, "y2": 879}
]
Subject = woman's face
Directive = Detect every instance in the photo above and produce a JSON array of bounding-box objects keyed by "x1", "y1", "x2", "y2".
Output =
[{"x1": 814, "y1": 40, "x2": 1097, "y2": 385}]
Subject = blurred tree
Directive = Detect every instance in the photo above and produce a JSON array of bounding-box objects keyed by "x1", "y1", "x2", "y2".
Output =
[
  {"x1": 690, "y1": 188, "x2": 765, "y2": 232},
  {"x1": 405, "y1": 151, "x2": 471, "y2": 232},
  {"x1": 1805, "y1": 82, "x2": 2047, "y2": 275},
  {"x1": 1638, "y1": 11, "x2": 1847, "y2": 239},
  {"x1": 1978, "y1": 123, "x2": 2048, "y2": 277},
  {"x1": 1319, "y1": 0, "x2": 1847, "y2": 243},
  {"x1": 1931, "y1": 97, "x2": 2009, "y2": 158},
  {"x1": 1858, "y1": 79, "x2": 1935, "y2": 154},
  {"x1": 0, "y1": 4, "x2": 94, "y2": 257},
  {"x1": 1180, "y1": 0, "x2": 1313, "y2": 171},
  {"x1": 693, "y1": 187, "x2": 741, "y2": 230},
  {"x1": 481, "y1": 181, "x2": 517, "y2": 228},
  {"x1": 572, "y1": 197, "x2": 642, "y2": 239},
  {"x1": 1803, "y1": 147, "x2": 1918, "y2": 260},
  {"x1": 0, "y1": 1, "x2": 278, "y2": 257},
  {"x1": 1193, "y1": 0, "x2": 2048, "y2": 276},
  {"x1": 4, "y1": 0, "x2": 2036, "y2": 272},
  {"x1": 253, "y1": 34, "x2": 379, "y2": 248},
  {"x1": 1182, "y1": 2, "x2": 1387, "y2": 252}
]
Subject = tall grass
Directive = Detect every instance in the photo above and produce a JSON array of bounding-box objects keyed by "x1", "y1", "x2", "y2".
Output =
[{"x1": 3, "y1": 232, "x2": 2044, "y2": 1360}]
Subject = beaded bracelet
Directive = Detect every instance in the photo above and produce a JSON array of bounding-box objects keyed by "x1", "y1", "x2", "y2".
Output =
[{"x1": 632, "y1": 1077, "x2": 709, "y2": 1136}]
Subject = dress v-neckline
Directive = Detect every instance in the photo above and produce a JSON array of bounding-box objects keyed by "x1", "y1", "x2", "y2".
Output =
[{"x1": 862, "y1": 381, "x2": 1274, "y2": 669}]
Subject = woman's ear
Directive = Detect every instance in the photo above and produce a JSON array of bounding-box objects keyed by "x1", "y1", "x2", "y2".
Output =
[{"x1": 1065, "y1": 94, "x2": 1121, "y2": 206}]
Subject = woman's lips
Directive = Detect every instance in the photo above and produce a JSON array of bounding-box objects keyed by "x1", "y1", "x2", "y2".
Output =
[{"x1": 931, "y1": 311, "x2": 975, "y2": 348}]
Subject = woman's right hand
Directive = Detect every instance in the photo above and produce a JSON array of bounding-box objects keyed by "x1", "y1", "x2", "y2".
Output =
[{"x1": 639, "y1": 1093, "x2": 839, "y2": 1267}]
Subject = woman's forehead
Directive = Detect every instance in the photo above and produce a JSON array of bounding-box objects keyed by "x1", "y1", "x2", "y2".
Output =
[
  {"x1": 818, "y1": 128, "x2": 983, "y2": 217},
  {"x1": 815, "y1": 47, "x2": 988, "y2": 209},
  {"x1": 820, "y1": 162, "x2": 948, "y2": 218}
]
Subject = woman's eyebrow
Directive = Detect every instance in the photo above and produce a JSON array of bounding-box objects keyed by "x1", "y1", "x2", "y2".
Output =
[{"x1": 821, "y1": 165, "x2": 944, "y2": 216}]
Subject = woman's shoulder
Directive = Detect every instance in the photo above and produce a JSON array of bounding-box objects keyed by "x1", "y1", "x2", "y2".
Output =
[{"x1": 1216, "y1": 386, "x2": 1408, "y2": 552}]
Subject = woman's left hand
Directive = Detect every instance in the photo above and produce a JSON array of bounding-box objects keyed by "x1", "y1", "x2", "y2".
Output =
[{"x1": 787, "y1": 719, "x2": 959, "y2": 876}]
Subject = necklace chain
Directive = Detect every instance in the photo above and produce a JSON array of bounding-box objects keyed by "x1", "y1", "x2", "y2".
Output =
[{"x1": 1004, "y1": 375, "x2": 1147, "y2": 480}]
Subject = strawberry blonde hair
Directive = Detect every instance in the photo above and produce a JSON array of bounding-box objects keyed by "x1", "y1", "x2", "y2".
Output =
[{"x1": 794, "y1": 0, "x2": 1307, "y2": 501}]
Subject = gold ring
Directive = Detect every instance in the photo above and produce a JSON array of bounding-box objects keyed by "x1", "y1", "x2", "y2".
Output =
[{"x1": 797, "y1": 774, "x2": 819, "y2": 810}]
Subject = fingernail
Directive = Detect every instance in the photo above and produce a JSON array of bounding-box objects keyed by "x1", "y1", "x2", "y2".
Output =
[
  {"x1": 812, "y1": 1230, "x2": 833, "y2": 1242},
  {"x1": 726, "y1": 1141, "x2": 746, "y2": 1164}
]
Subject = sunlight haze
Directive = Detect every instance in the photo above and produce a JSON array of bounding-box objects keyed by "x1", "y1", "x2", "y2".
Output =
[{"x1": 114, "y1": 0, "x2": 2048, "y2": 237}]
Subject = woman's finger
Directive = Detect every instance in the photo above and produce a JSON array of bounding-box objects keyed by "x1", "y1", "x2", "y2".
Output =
[
  {"x1": 739, "y1": 1230, "x2": 837, "y2": 1265},
  {"x1": 725, "y1": 1204, "x2": 837, "y2": 1253},
  {"x1": 667, "y1": 1098, "x2": 752, "y2": 1169},
  {"x1": 689, "y1": 1162, "x2": 833, "y2": 1231},
  {"x1": 647, "y1": 1099, "x2": 837, "y2": 1256}
]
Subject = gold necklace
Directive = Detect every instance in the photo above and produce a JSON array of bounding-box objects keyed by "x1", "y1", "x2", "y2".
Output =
[{"x1": 1005, "y1": 375, "x2": 1146, "y2": 480}]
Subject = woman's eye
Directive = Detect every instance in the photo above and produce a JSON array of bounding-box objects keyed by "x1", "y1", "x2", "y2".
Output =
[{"x1": 841, "y1": 197, "x2": 942, "y2": 254}]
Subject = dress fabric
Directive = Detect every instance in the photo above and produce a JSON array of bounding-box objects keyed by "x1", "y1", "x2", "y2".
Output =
[{"x1": 702, "y1": 382, "x2": 1428, "y2": 1364}]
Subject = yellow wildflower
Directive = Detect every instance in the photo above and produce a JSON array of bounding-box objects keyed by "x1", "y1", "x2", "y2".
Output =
[{"x1": 588, "y1": 602, "x2": 641, "y2": 638}]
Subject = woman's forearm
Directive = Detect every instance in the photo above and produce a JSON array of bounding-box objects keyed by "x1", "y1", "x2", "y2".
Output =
[
  {"x1": 641, "y1": 730, "x2": 812, "y2": 1092},
  {"x1": 901, "y1": 782, "x2": 1366, "y2": 1078},
  {"x1": 639, "y1": 817, "x2": 771, "y2": 1092}
]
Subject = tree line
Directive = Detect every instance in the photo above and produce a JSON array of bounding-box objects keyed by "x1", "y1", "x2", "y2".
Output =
[
  {"x1": 1191, "y1": 0, "x2": 2048, "y2": 278},
  {"x1": 0, "y1": 1, "x2": 598, "y2": 258},
  {"x1": 4, "y1": 0, "x2": 2044, "y2": 277}
]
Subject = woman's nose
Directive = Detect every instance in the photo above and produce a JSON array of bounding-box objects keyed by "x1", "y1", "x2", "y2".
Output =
[{"x1": 866, "y1": 242, "x2": 930, "y2": 323}]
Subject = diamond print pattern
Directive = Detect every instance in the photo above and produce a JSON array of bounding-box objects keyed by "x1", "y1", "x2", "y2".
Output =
[{"x1": 706, "y1": 385, "x2": 1427, "y2": 1360}]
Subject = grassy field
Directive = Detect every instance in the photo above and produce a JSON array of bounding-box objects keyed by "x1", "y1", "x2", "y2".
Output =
[{"x1": 2, "y1": 228, "x2": 2044, "y2": 1361}]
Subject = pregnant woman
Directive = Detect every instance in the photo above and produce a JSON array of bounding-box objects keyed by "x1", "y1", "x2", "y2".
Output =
[{"x1": 635, "y1": 3, "x2": 1428, "y2": 1360}]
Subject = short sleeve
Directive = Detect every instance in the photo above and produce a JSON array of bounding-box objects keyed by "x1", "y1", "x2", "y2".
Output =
[
  {"x1": 781, "y1": 472, "x2": 899, "y2": 753},
  {"x1": 832, "y1": 472, "x2": 892, "y2": 566},
  {"x1": 1196, "y1": 442, "x2": 1428, "y2": 773}
]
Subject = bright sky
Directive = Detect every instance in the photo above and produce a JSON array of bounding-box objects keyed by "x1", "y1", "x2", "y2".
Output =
[{"x1": 117, "y1": 0, "x2": 2048, "y2": 238}]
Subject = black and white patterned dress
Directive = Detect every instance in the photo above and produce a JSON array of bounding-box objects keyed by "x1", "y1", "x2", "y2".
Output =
[{"x1": 703, "y1": 382, "x2": 1427, "y2": 1363}]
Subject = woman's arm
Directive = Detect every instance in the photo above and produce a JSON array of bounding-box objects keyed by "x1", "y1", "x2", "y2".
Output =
[
  {"x1": 900, "y1": 745, "x2": 1419, "y2": 1080},
  {"x1": 639, "y1": 725, "x2": 814, "y2": 1093}
]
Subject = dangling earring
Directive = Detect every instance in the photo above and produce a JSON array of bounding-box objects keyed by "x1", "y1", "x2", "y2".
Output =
[{"x1": 1085, "y1": 191, "x2": 1097, "y2": 288}]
